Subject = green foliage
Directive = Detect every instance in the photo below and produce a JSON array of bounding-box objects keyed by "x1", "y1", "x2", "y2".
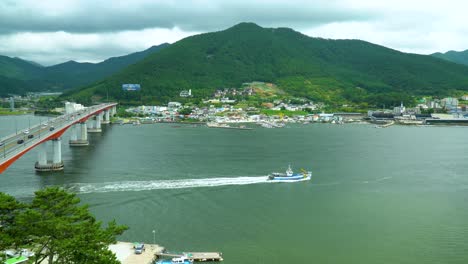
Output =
[
  {"x1": 0, "y1": 109, "x2": 29, "y2": 115},
  {"x1": 0, "y1": 193, "x2": 25, "y2": 252},
  {"x1": 0, "y1": 187, "x2": 127, "y2": 264},
  {"x1": 178, "y1": 107, "x2": 193, "y2": 115},
  {"x1": 33, "y1": 110, "x2": 62, "y2": 116},
  {"x1": 421, "y1": 108, "x2": 435, "y2": 114},
  {"x1": 260, "y1": 109, "x2": 309, "y2": 116},
  {"x1": 116, "y1": 107, "x2": 135, "y2": 117},
  {"x1": 64, "y1": 23, "x2": 468, "y2": 106},
  {"x1": 35, "y1": 96, "x2": 63, "y2": 110}
]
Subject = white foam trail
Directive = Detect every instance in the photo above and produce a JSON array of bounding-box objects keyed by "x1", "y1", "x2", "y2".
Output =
[{"x1": 70, "y1": 176, "x2": 271, "y2": 194}]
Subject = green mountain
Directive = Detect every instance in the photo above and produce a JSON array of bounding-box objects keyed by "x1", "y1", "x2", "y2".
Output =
[
  {"x1": 43, "y1": 43, "x2": 169, "y2": 90},
  {"x1": 0, "y1": 43, "x2": 169, "y2": 96},
  {"x1": 0, "y1": 56, "x2": 45, "y2": 95},
  {"x1": 65, "y1": 23, "x2": 468, "y2": 107},
  {"x1": 432, "y1": 50, "x2": 468, "y2": 66}
]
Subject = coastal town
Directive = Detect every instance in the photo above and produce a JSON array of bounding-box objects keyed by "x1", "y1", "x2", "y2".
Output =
[{"x1": 2, "y1": 82, "x2": 468, "y2": 127}]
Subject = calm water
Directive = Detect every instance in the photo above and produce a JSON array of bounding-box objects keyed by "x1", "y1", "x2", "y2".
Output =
[{"x1": 1, "y1": 115, "x2": 468, "y2": 264}]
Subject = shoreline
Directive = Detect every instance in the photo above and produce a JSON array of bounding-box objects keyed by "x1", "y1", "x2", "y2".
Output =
[{"x1": 109, "y1": 241, "x2": 164, "y2": 264}]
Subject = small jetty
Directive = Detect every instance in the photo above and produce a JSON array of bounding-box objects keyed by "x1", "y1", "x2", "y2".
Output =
[
  {"x1": 206, "y1": 122, "x2": 252, "y2": 130},
  {"x1": 375, "y1": 120, "x2": 394, "y2": 128},
  {"x1": 109, "y1": 242, "x2": 165, "y2": 264},
  {"x1": 157, "y1": 252, "x2": 224, "y2": 262}
]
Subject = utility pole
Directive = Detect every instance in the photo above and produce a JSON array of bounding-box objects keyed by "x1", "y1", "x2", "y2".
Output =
[{"x1": 10, "y1": 97, "x2": 14, "y2": 112}]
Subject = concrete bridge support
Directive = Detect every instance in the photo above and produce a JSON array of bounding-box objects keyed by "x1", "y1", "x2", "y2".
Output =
[
  {"x1": 111, "y1": 106, "x2": 117, "y2": 117},
  {"x1": 37, "y1": 143, "x2": 47, "y2": 167},
  {"x1": 35, "y1": 138, "x2": 64, "y2": 172},
  {"x1": 88, "y1": 113, "x2": 102, "y2": 133},
  {"x1": 102, "y1": 110, "x2": 110, "y2": 124},
  {"x1": 69, "y1": 122, "x2": 89, "y2": 146}
]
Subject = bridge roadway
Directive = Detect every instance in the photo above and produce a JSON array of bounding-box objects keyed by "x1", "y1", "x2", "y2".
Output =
[{"x1": 0, "y1": 102, "x2": 117, "y2": 174}]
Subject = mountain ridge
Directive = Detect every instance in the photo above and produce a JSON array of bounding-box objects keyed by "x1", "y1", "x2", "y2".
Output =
[
  {"x1": 432, "y1": 49, "x2": 468, "y2": 66},
  {"x1": 0, "y1": 43, "x2": 170, "y2": 96},
  {"x1": 65, "y1": 23, "x2": 468, "y2": 106}
]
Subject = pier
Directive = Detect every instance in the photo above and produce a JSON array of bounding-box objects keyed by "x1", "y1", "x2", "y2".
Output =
[
  {"x1": 109, "y1": 242, "x2": 165, "y2": 264},
  {"x1": 157, "y1": 252, "x2": 224, "y2": 262}
]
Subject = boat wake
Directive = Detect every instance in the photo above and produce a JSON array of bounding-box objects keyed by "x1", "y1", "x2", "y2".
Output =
[{"x1": 67, "y1": 176, "x2": 271, "y2": 194}]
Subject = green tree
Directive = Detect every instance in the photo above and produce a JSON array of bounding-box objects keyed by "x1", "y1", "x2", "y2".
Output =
[
  {"x1": 10, "y1": 187, "x2": 128, "y2": 264},
  {"x1": 0, "y1": 193, "x2": 26, "y2": 257},
  {"x1": 178, "y1": 107, "x2": 193, "y2": 115}
]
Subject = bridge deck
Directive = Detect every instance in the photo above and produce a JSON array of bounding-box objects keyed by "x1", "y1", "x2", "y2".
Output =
[{"x1": 0, "y1": 103, "x2": 117, "y2": 174}]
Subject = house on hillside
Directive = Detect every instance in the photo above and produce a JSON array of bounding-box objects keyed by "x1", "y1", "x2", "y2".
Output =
[
  {"x1": 180, "y1": 89, "x2": 192, "y2": 97},
  {"x1": 168, "y1": 102, "x2": 182, "y2": 111}
]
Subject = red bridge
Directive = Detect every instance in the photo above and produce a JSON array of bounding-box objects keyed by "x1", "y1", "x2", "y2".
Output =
[{"x1": 0, "y1": 103, "x2": 117, "y2": 174}]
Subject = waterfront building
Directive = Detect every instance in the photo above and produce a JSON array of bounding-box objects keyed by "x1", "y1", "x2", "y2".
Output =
[
  {"x1": 65, "y1": 102, "x2": 85, "y2": 114},
  {"x1": 441, "y1": 97, "x2": 459, "y2": 109}
]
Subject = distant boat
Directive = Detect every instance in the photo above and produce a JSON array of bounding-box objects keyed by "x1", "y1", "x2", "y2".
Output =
[{"x1": 268, "y1": 164, "x2": 312, "y2": 182}]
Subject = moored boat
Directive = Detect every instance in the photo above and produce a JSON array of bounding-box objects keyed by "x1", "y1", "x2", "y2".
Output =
[{"x1": 268, "y1": 164, "x2": 312, "y2": 182}]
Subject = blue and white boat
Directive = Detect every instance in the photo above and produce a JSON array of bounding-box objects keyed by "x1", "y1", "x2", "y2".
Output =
[{"x1": 268, "y1": 164, "x2": 312, "y2": 182}]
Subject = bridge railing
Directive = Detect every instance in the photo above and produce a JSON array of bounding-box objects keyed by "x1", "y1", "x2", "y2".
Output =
[{"x1": 0, "y1": 103, "x2": 117, "y2": 161}]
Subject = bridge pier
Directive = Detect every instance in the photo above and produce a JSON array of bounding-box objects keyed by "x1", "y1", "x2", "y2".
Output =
[
  {"x1": 88, "y1": 113, "x2": 102, "y2": 133},
  {"x1": 35, "y1": 138, "x2": 64, "y2": 172},
  {"x1": 69, "y1": 122, "x2": 89, "y2": 146},
  {"x1": 0, "y1": 102, "x2": 118, "y2": 175},
  {"x1": 37, "y1": 143, "x2": 47, "y2": 167},
  {"x1": 102, "y1": 110, "x2": 110, "y2": 124}
]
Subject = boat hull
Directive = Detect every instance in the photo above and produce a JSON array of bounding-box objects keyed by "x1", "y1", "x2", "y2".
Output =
[{"x1": 268, "y1": 173, "x2": 312, "y2": 182}]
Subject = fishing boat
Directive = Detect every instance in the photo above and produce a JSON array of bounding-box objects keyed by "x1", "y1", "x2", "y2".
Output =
[{"x1": 268, "y1": 164, "x2": 312, "y2": 182}]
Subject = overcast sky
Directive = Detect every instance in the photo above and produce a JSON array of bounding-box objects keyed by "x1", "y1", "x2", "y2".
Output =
[{"x1": 1, "y1": 0, "x2": 467, "y2": 66}]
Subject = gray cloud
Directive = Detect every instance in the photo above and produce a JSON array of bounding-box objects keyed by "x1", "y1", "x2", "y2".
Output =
[
  {"x1": 0, "y1": 0, "x2": 374, "y2": 33},
  {"x1": 1, "y1": 0, "x2": 468, "y2": 65}
]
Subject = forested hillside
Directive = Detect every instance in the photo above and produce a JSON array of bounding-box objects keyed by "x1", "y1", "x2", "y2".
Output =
[{"x1": 65, "y1": 23, "x2": 468, "y2": 106}]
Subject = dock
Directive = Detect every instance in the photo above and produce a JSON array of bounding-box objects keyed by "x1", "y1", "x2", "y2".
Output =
[
  {"x1": 375, "y1": 120, "x2": 394, "y2": 128},
  {"x1": 157, "y1": 252, "x2": 223, "y2": 262},
  {"x1": 109, "y1": 242, "x2": 165, "y2": 264}
]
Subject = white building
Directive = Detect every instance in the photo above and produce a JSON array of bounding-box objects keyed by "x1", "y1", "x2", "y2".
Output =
[
  {"x1": 180, "y1": 89, "x2": 192, "y2": 97},
  {"x1": 220, "y1": 97, "x2": 236, "y2": 103},
  {"x1": 393, "y1": 102, "x2": 405, "y2": 115},
  {"x1": 65, "y1": 102, "x2": 85, "y2": 114},
  {"x1": 168, "y1": 102, "x2": 182, "y2": 110},
  {"x1": 441, "y1": 97, "x2": 459, "y2": 109}
]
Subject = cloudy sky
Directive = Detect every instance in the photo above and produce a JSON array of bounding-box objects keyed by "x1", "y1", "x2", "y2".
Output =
[{"x1": 1, "y1": 0, "x2": 467, "y2": 66}]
